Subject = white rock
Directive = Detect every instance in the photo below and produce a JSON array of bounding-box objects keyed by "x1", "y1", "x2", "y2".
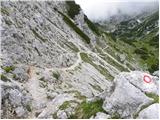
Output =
[
  {"x1": 94, "y1": 112, "x2": 110, "y2": 119},
  {"x1": 15, "y1": 106, "x2": 26, "y2": 117},
  {"x1": 9, "y1": 89, "x2": 22, "y2": 106},
  {"x1": 138, "y1": 103, "x2": 159, "y2": 119},
  {"x1": 119, "y1": 54, "x2": 126, "y2": 62},
  {"x1": 57, "y1": 110, "x2": 68, "y2": 119},
  {"x1": 102, "y1": 71, "x2": 156, "y2": 118}
]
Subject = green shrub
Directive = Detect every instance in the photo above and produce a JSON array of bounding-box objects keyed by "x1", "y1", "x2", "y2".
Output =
[
  {"x1": 26, "y1": 104, "x2": 32, "y2": 112},
  {"x1": 145, "y1": 93, "x2": 159, "y2": 103},
  {"x1": 84, "y1": 15, "x2": 100, "y2": 36},
  {"x1": 111, "y1": 112, "x2": 121, "y2": 119},
  {"x1": 80, "y1": 52, "x2": 114, "y2": 80},
  {"x1": 52, "y1": 72, "x2": 60, "y2": 80},
  {"x1": 3, "y1": 66, "x2": 15, "y2": 73},
  {"x1": 1, "y1": 8, "x2": 10, "y2": 15},
  {"x1": 69, "y1": 99, "x2": 105, "y2": 119},
  {"x1": 1, "y1": 74, "x2": 10, "y2": 82},
  {"x1": 58, "y1": 11, "x2": 90, "y2": 44},
  {"x1": 31, "y1": 29, "x2": 47, "y2": 42},
  {"x1": 59, "y1": 101, "x2": 70, "y2": 110},
  {"x1": 66, "y1": 1, "x2": 81, "y2": 19},
  {"x1": 64, "y1": 41, "x2": 79, "y2": 52}
]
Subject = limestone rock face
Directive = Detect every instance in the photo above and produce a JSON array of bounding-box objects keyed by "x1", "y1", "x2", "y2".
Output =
[
  {"x1": 1, "y1": 83, "x2": 32, "y2": 118},
  {"x1": 137, "y1": 103, "x2": 159, "y2": 119},
  {"x1": 102, "y1": 71, "x2": 159, "y2": 118}
]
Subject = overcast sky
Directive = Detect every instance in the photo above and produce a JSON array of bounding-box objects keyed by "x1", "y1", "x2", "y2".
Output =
[{"x1": 75, "y1": 0, "x2": 159, "y2": 21}]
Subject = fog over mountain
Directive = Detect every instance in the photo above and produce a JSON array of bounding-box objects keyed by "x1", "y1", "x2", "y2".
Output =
[{"x1": 75, "y1": 0, "x2": 159, "y2": 21}]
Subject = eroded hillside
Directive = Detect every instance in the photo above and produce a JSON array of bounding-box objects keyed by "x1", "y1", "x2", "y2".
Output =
[{"x1": 0, "y1": 1, "x2": 159, "y2": 119}]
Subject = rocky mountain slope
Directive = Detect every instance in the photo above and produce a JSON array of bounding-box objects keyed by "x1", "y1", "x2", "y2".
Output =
[
  {"x1": 96, "y1": 10, "x2": 159, "y2": 73},
  {"x1": 0, "y1": 1, "x2": 159, "y2": 119}
]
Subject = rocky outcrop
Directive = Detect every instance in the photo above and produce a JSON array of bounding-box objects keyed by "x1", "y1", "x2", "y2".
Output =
[
  {"x1": 102, "y1": 71, "x2": 159, "y2": 119},
  {"x1": 1, "y1": 81, "x2": 32, "y2": 118},
  {"x1": 137, "y1": 103, "x2": 159, "y2": 119}
]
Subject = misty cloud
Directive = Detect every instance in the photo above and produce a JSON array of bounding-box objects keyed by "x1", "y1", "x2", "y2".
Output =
[{"x1": 75, "y1": 0, "x2": 159, "y2": 21}]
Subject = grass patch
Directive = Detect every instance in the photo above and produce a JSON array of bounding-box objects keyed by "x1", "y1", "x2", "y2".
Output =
[
  {"x1": 52, "y1": 71, "x2": 60, "y2": 80},
  {"x1": 58, "y1": 11, "x2": 90, "y2": 44},
  {"x1": 64, "y1": 41, "x2": 79, "y2": 52},
  {"x1": 66, "y1": 1, "x2": 81, "y2": 19},
  {"x1": 59, "y1": 101, "x2": 70, "y2": 110},
  {"x1": 13, "y1": 74, "x2": 16, "y2": 79},
  {"x1": 80, "y1": 52, "x2": 114, "y2": 80},
  {"x1": 69, "y1": 99, "x2": 105, "y2": 119},
  {"x1": 4, "y1": 19, "x2": 12, "y2": 25},
  {"x1": 31, "y1": 29, "x2": 47, "y2": 42},
  {"x1": 84, "y1": 15, "x2": 100, "y2": 36},
  {"x1": 2, "y1": 66, "x2": 15, "y2": 73},
  {"x1": 67, "y1": 90, "x2": 86, "y2": 100},
  {"x1": 100, "y1": 54, "x2": 129, "y2": 72},
  {"x1": 0, "y1": 74, "x2": 10, "y2": 82},
  {"x1": 126, "y1": 62, "x2": 135, "y2": 71},
  {"x1": 26, "y1": 104, "x2": 32, "y2": 112},
  {"x1": 52, "y1": 112, "x2": 57, "y2": 119},
  {"x1": 133, "y1": 93, "x2": 159, "y2": 118},
  {"x1": 39, "y1": 77, "x2": 45, "y2": 81},
  {"x1": 73, "y1": 91, "x2": 86, "y2": 100},
  {"x1": 89, "y1": 83, "x2": 103, "y2": 92},
  {"x1": 111, "y1": 112, "x2": 121, "y2": 119},
  {"x1": 95, "y1": 45, "x2": 128, "y2": 71},
  {"x1": 1, "y1": 8, "x2": 10, "y2": 15},
  {"x1": 145, "y1": 93, "x2": 159, "y2": 103}
]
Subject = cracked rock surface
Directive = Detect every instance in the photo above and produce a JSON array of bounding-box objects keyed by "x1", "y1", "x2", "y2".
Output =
[{"x1": 102, "y1": 71, "x2": 159, "y2": 119}]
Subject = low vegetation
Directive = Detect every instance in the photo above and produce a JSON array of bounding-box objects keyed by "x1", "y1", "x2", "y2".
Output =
[
  {"x1": 57, "y1": 11, "x2": 90, "y2": 44},
  {"x1": 80, "y1": 52, "x2": 114, "y2": 80},
  {"x1": 84, "y1": 15, "x2": 100, "y2": 36},
  {"x1": 59, "y1": 101, "x2": 70, "y2": 110},
  {"x1": 111, "y1": 112, "x2": 121, "y2": 119},
  {"x1": 2, "y1": 66, "x2": 15, "y2": 73},
  {"x1": 31, "y1": 28, "x2": 47, "y2": 42},
  {"x1": 69, "y1": 99, "x2": 105, "y2": 119},
  {"x1": 145, "y1": 93, "x2": 159, "y2": 103},
  {"x1": 66, "y1": 1, "x2": 81, "y2": 19},
  {"x1": 133, "y1": 93, "x2": 159, "y2": 118},
  {"x1": 1, "y1": 8, "x2": 10, "y2": 15},
  {"x1": 64, "y1": 41, "x2": 79, "y2": 52},
  {"x1": 52, "y1": 71, "x2": 60, "y2": 80},
  {"x1": 0, "y1": 74, "x2": 10, "y2": 82}
]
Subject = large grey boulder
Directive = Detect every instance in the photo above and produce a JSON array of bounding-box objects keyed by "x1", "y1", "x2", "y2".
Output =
[
  {"x1": 137, "y1": 103, "x2": 159, "y2": 119},
  {"x1": 102, "y1": 71, "x2": 158, "y2": 118}
]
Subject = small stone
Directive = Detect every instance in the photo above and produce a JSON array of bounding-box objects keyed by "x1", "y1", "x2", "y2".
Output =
[
  {"x1": 15, "y1": 106, "x2": 26, "y2": 117},
  {"x1": 57, "y1": 110, "x2": 68, "y2": 119},
  {"x1": 94, "y1": 112, "x2": 110, "y2": 119},
  {"x1": 9, "y1": 89, "x2": 22, "y2": 106}
]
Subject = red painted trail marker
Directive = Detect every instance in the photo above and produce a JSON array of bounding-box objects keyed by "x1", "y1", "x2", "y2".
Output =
[{"x1": 143, "y1": 75, "x2": 152, "y2": 83}]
